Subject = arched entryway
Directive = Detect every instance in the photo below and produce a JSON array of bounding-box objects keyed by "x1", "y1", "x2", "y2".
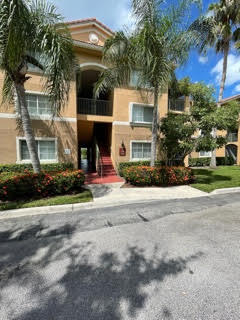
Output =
[{"x1": 226, "y1": 144, "x2": 238, "y2": 164}]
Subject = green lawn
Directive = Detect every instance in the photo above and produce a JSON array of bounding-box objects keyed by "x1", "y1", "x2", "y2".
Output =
[
  {"x1": 192, "y1": 166, "x2": 240, "y2": 192},
  {"x1": 0, "y1": 189, "x2": 93, "y2": 211}
]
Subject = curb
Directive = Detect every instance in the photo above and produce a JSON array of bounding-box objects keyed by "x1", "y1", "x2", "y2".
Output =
[{"x1": 1, "y1": 186, "x2": 240, "y2": 221}]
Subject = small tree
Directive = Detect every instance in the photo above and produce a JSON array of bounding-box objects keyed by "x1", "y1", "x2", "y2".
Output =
[
  {"x1": 161, "y1": 81, "x2": 240, "y2": 165},
  {"x1": 0, "y1": 0, "x2": 76, "y2": 173}
]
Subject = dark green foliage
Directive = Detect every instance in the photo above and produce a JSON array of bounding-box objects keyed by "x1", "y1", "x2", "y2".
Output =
[
  {"x1": 118, "y1": 161, "x2": 165, "y2": 176},
  {"x1": 0, "y1": 163, "x2": 74, "y2": 173},
  {"x1": 122, "y1": 165, "x2": 194, "y2": 186},
  {"x1": 0, "y1": 170, "x2": 85, "y2": 202},
  {"x1": 189, "y1": 157, "x2": 235, "y2": 167},
  {"x1": 161, "y1": 81, "x2": 240, "y2": 164}
]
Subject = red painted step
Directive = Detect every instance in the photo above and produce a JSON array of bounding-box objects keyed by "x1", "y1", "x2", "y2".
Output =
[{"x1": 85, "y1": 146, "x2": 124, "y2": 184}]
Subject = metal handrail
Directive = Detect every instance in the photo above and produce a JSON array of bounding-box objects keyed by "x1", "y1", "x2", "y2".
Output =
[
  {"x1": 77, "y1": 97, "x2": 112, "y2": 116},
  {"x1": 96, "y1": 144, "x2": 103, "y2": 178}
]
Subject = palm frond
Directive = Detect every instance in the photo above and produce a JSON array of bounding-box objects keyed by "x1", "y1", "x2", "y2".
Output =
[{"x1": 28, "y1": 1, "x2": 76, "y2": 116}]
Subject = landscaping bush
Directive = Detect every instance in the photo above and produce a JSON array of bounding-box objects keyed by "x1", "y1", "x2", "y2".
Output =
[
  {"x1": 0, "y1": 170, "x2": 85, "y2": 202},
  {"x1": 122, "y1": 166, "x2": 194, "y2": 187},
  {"x1": 0, "y1": 163, "x2": 74, "y2": 173},
  {"x1": 118, "y1": 160, "x2": 165, "y2": 176},
  {"x1": 189, "y1": 157, "x2": 235, "y2": 167}
]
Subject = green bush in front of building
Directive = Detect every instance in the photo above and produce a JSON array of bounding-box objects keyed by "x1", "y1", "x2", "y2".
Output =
[
  {"x1": 189, "y1": 157, "x2": 235, "y2": 167},
  {"x1": 0, "y1": 163, "x2": 74, "y2": 173}
]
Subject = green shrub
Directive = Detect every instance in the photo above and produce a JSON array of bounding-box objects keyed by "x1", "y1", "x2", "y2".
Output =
[
  {"x1": 118, "y1": 160, "x2": 165, "y2": 176},
  {"x1": 122, "y1": 166, "x2": 194, "y2": 187},
  {"x1": 0, "y1": 163, "x2": 74, "y2": 173},
  {"x1": 0, "y1": 170, "x2": 85, "y2": 202},
  {"x1": 189, "y1": 157, "x2": 235, "y2": 167}
]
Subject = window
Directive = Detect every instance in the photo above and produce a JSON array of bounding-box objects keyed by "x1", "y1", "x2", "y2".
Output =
[
  {"x1": 19, "y1": 139, "x2": 57, "y2": 161},
  {"x1": 131, "y1": 142, "x2": 151, "y2": 160},
  {"x1": 227, "y1": 131, "x2": 238, "y2": 142},
  {"x1": 199, "y1": 151, "x2": 212, "y2": 158},
  {"x1": 26, "y1": 94, "x2": 52, "y2": 116},
  {"x1": 131, "y1": 104, "x2": 153, "y2": 124},
  {"x1": 168, "y1": 97, "x2": 185, "y2": 112}
]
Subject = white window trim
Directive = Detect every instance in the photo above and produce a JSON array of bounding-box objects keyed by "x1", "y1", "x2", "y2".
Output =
[
  {"x1": 199, "y1": 151, "x2": 212, "y2": 158},
  {"x1": 130, "y1": 140, "x2": 152, "y2": 161},
  {"x1": 129, "y1": 102, "x2": 154, "y2": 125},
  {"x1": 16, "y1": 137, "x2": 58, "y2": 164},
  {"x1": 25, "y1": 91, "x2": 53, "y2": 117}
]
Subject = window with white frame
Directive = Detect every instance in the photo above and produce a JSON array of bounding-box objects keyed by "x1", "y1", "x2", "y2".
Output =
[
  {"x1": 19, "y1": 139, "x2": 57, "y2": 161},
  {"x1": 26, "y1": 94, "x2": 52, "y2": 116},
  {"x1": 131, "y1": 142, "x2": 151, "y2": 160},
  {"x1": 199, "y1": 151, "x2": 212, "y2": 158},
  {"x1": 131, "y1": 104, "x2": 153, "y2": 124}
]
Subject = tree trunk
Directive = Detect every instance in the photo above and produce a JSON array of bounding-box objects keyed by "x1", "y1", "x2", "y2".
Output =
[
  {"x1": 210, "y1": 41, "x2": 230, "y2": 168},
  {"x1": 150, "y1": 87, "x2": 159, "y2": 167},
  {"x1": 15, "y1": 83, "x2": 41, "y2": 173}
]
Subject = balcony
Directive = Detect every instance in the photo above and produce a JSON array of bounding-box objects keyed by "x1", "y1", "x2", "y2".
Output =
[
  {"x1": 227, "y1": 132, "x2": 238, "y2": 143},
  {"x1": 168, "y1": 98, "x2": 185, "y2": 112},
  {"x1": 77, "y1": 98, "x2": 112, "y2": 116}
]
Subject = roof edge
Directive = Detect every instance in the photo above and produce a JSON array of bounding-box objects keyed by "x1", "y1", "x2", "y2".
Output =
[{"x1": 65, "y1": 18, "x2": 114, "y2": 36}]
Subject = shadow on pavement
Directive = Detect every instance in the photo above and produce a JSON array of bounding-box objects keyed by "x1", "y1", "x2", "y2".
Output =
[{"x1": 0, "y1": 227, "x2": 204, "y2": 320}]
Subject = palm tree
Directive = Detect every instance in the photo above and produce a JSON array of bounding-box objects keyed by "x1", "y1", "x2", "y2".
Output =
[
  {"x1": 190, "y1": 0, "x2": 240, "y2": 167},
  {"x1": 95, "y1": 0, "x2": 198, "y2": 166},
  {"x1": 0, "y1": 0, "x2": 75, "y2": 173}
]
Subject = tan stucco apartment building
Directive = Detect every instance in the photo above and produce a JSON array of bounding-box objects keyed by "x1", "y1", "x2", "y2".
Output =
[
  {"x1": 0, "y1": 18, "x2": 239, "y2": 173},
  {"x1": 0, "y1": 18, "x2": 172, "y2": 172}
]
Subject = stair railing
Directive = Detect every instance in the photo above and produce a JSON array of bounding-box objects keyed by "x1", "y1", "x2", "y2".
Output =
[{"x1": 96, "y1": 144, "x2": 103, "y2": 179}]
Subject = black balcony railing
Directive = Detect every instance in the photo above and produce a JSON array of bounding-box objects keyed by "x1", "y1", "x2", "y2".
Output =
[
  {"x1": 168, "y1": 98, "x2": 185, "y2": 112},
  {"x1": 77, "y1": 98, "x2": 112, "y2": 116},
  {"x1": 227, "y1": 132, "x2": 238, "y2": 142}
]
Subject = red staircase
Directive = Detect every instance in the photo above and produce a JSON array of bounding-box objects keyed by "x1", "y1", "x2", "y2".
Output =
[{"x1": 85, "y1": 146, "x2": 123, "y2": 185}]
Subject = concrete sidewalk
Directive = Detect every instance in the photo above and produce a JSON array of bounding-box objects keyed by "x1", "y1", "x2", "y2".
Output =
[
  {"x1": 0, "y1": 183, "x2": 207, "y2": 220},
  {"x1": 88, "y1": 182, "x2": 207, "y2": 205}
]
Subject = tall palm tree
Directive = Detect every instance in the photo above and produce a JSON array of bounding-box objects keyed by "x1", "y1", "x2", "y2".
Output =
[
  {"x1": 190, "y1": 0, "x2": 240, "y2": 167},
  {"x1": 95, "y1": 0, "x2": 198, "y2": 166},
  {"x1": 0, "y1": 0, "x2": 75, "y2": 173}
]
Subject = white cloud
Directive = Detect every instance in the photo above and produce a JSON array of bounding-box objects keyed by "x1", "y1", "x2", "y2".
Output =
[
  {"x1": 211, "y1": 54, "x2": 240, "y2": 86},
  {"x1": 198, "y1": 56, "x2": 208, "y2": 64},
  {"x1": 52, "y1": 0, "x2": 133, "y2": 31},
  {"x1": 233, "y1": 84, "x2": 240, "y2": 93}
]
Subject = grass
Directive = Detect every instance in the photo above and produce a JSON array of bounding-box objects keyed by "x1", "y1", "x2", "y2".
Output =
[
  {"x1": 191, "y1": 166, "x2": 240, "y2": 192},
  {"x1": 0, "y1": 189, "x2": 93, "y2": 211}
]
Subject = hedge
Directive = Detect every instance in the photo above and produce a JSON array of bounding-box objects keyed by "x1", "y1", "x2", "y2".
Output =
[
  {"x1": 0, "y1": 163, "x2": 74, "y2": 173},
  {"x1": 122, "y1": 166, "x2": 194, "y2": 187},
  {"x1": 189, "y1": 157, "x2": 235, "y2": 167},
  {"x1": 118, "y1": 161, "x2": 165, "y2": 176},
  {"x1": 0, "y1": 170, "x2": 85, "y2": 202}
]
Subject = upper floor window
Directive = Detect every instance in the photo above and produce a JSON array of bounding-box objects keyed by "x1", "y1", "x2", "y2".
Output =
[
  {"x1": 227, "y1": 131, "x2": 238, "y2": 143},
  {"x1": 131, "y1": 103, "x2": 153, "y2": 124},
  {"x1": 168, "y1": 97, "x2": 185, "y2": 112},
  {"x1": 26, "y1": 94, "x2": 52, "y2": 116}
]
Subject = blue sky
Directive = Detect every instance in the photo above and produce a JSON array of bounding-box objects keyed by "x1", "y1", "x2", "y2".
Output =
[{"x1": 52, "y1": 0, "x2": 240, "y2": 99}]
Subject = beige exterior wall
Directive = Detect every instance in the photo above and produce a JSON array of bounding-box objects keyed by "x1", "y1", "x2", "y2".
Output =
[{"x1": 111, "y1": 88, "x2": 168, "y2": 167}]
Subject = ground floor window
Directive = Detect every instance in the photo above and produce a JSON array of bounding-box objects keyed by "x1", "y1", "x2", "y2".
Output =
[
  {"x1": 199, "y1": 151, "x2": 212, "y2": 158},
  {"x1": 131, "y1": 141, "x2": 151, "y2": 160},
  {"x1": 18, "y1": 138, "x2": 57, "y2": 162}
]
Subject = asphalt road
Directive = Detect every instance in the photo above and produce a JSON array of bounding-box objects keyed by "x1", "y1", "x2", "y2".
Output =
[{"x1": 0, "y1": 197, "x2": 240, "y2": 320}]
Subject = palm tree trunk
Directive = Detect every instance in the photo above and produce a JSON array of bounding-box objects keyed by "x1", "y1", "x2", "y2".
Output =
[
  {"x1": 150, "y1": 87, "x2": 159, "y2": 167},
  {"x1": 15, "y1": 83, "x2": 41, "y2": 173},
  {"x1": 210, "y1": 41, "x2": 230, "y2": 168}
]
